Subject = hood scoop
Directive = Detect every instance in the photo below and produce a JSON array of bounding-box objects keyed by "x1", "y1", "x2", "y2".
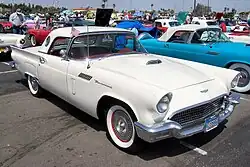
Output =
[{"x1": 146, "y1": 59, "x2": 162, "y2": 65}]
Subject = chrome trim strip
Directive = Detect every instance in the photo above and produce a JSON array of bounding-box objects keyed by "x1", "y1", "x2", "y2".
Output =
[{"x1": 94, "y1": 80, "x2": 112, "y2": 89}]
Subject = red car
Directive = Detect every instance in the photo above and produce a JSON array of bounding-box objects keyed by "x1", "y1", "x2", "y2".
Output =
[
  {"x1": 0, "y1": 17, "x2": 12, "y2": 33},
  {"x1": 26, "y1": 27, "x2": 53, "y2": 46}
]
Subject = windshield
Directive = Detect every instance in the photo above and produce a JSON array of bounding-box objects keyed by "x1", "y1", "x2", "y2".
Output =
[
  {"x1": 169, "y1": 21, "x2": 181, "y2": 27},
  {"x1": 195, "y1": 28, "x2": 231, "y2": 43},
  {"x1": 69, "y1": 32, "x2": 147, "y2": 60},
  {"x1": 206, "y1": 21, "x2": 218, "y2": 26}
]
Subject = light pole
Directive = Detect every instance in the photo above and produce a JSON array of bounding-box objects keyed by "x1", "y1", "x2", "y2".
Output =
[{"x1": 208, "y1": 0, "x2": 210, "y2": 15}]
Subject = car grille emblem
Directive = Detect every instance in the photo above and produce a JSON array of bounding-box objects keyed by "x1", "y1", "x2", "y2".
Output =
[{"x1": 200, "y1": 89, "x2": 208, "y2": 93}]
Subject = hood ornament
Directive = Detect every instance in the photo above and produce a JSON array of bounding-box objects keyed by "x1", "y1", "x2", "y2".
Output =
[{"x1": 200, "y1": 89, "x2": 208, "y2": 93}]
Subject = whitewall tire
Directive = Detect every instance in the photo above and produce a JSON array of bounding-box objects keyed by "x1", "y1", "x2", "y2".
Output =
[
  {"x1": 27, "y1": 75, "x2": 43, "y2": 97},
  {"x1": 106, "y1": 105, "x2": 143, "y2": 152},
  {"x1": 30, "y1": 35, "x2": 36, "y2": 46},
  {"x1": 229, "y1": 63, "x2": 250, "y2": 93}
]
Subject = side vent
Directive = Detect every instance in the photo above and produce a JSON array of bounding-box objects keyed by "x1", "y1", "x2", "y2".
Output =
[{"x1": 146, "y1": 59, "x2": 162, "y2": 65}]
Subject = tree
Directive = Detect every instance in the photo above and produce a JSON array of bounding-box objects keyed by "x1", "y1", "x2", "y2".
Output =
[
  {"x1": 193, "y1": 3, "x2": 212, "y2": 16},
  {"x1": 150, "y1": 4, "x2": 154, "y2": 10},
  {"x1": 113, "y1": 4, "x2": 115, "y2": 9}
]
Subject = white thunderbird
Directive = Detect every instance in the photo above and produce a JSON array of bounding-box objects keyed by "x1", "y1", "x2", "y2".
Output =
[
  {"x1": 11, "y1": 26, "x2": 241, "y2": 152},
  {"x1": 0, "y1": 33, "x2": 25, "y2": 59}
]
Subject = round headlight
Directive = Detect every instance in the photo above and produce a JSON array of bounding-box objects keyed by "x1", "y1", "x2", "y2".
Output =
[
  {"x1": 231, "y1": 73, "x2": 242, "y2": 88},
  {"x1": 156, "y1": 93, "x2": 173, "y2": 113}
]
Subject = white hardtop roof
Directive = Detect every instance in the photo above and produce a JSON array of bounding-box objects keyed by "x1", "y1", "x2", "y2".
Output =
[
  {"x1": 155, "y1": 19, "x2": 179, "y2": 22},
  {"x1": 39, "y1": 26, "x2": 130, "y2": 53},
  {"x1": 158, "y1": 24, "x2": 221, "y2": 41}
]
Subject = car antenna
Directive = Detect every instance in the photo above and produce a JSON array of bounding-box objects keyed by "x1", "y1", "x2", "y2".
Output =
[{"x1": 86, "y1": 24, "x2": 91, "y2": 69}]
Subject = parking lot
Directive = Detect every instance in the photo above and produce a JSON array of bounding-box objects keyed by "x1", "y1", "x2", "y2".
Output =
[{"x1": 0, "y1": 61, "x2": 250, "y2": 167}]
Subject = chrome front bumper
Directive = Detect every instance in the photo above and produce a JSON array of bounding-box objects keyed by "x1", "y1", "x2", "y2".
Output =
[{"x1": 134, "y1": 93, "x2": 240, "y2": 143}]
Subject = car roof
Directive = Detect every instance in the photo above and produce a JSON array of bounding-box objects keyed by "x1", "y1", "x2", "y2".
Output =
[
  {"x1": 38, "y1": 26, "x2": 130, "y2": 53},
  {"x1": 158, "y1": 24, "x2": 221, "y2": 41}
]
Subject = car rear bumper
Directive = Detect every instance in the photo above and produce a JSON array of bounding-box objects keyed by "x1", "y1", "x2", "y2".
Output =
[{"x1": 134, "y1": 92, "x2": 240, "y2": 143}]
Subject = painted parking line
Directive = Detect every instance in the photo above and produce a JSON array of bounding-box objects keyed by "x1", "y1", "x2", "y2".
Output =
[
  {"x1": 1, "y1": 62, "x2": 10, "y2": 66},
  {"x1": 180, "y1": 141, "x2": 208, "y2": 156},
  {"x1": 240, "y1": 97, "x2": 250, "y2": 102},
  {"x1": 0, "y1": 70, "x2": 18, "y2": 75}
]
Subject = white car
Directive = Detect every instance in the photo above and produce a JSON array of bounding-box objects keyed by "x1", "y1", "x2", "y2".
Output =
[
  {"x1": 154, "y1": 19, "x2": 180, "y2": 28},
  {"x1": 0, "y1": 33, "x2": 25, "y2": 58},
  {"x1": 11, "y1": 26, "x2": 241, "y2": 152},
  {"x1": 191, "y1": 19, "x2": 218, "y2": 27},
  {"x1": 225, "y1": 33, "x2": 250, "y2": 44}
]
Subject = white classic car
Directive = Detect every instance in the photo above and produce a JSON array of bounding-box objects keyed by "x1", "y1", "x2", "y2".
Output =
[
  {"x1": 11, "y1": 26, "x2": 241, "y2": 152},
  {"x1": 0, "y1": 33, "x2": 25, "y2": 59},
  {"x1": 225, "y1": 33, "x2": 250, "y2": 44}
]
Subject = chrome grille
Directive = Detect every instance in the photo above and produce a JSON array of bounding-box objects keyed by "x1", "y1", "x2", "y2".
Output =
[{"x1": 170, "y1": 97, "x2": 224, "y2": 126}]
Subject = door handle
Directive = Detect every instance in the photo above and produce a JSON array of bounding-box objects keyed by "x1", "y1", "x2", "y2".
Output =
[{"x1": 39, "y1": 57, "x2": 46, "y2": 64}]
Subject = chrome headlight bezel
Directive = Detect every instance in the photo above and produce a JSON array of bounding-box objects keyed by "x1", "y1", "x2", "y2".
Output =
[
  {"x1": 156, "y1": 92, "x2": 173, "y2": 113},
  {"x1": 231, "y1": 73, "x2": 242, "y2": 88}
]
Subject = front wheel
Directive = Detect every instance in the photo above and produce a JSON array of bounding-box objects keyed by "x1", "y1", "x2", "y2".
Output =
[
  {"x1": 30, "y1": 35, "x2": 36, "y2": 46},
  {"x1": 27, "y1": 75, "x2": 43, "y2": 97},
  {"x1": 229, "y1": 63, "x2": 250, "y2": 93},
  {"x1": 106, "y1": 105, "x2": 144, "y2": 153}
]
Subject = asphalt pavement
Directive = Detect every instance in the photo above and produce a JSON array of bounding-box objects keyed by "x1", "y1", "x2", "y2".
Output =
[{"x1": 0, "y1": 61, "x2": 250, "y2": 167}]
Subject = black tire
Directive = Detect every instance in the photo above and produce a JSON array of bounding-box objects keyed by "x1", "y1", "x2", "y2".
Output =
[
  {"x1": 105, "y1": 103, "x2": 145, "y2": 154},
  {"x1": 0, "y1": 25, "x2": 4, "y2": 33}
]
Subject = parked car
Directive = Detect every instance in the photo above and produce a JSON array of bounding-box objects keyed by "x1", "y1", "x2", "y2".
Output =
[
  {"x1": 11, "y1": 26, "x2": 240, "y2": 152},
  {"x1": 139, "y1": 25, "x2": 250, "y2": 93},
  {"x1": 0, "y1": 16, "x2": 13, "y2": 33},
  {"x1": 25, "y1": 18, "x2": 96, "y2": 46},
  {"x1": 0, "y1": 33, "x2": 25, "y2": 60},
  {"x1": 154, "y1": 19, "x2": 181, "y2": 33},
  {"x1": 225, "y1": 32, "x2": 250, "y2": 44}
]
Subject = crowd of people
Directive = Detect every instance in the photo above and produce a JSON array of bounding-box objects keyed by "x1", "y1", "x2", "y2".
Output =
[{"x1": 8, "y1": 8, "x2": 71, "y2": 34}]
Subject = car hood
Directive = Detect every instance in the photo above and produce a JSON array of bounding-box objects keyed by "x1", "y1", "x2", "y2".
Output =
[{"x1": 93, "y1": 53, "x2": 214, "y2": 91}]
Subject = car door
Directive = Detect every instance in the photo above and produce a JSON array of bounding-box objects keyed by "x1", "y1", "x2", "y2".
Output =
[
  {"x1": 37, "y1": 37, "x2": 70, "y2": 100},
  {"x1": 187, "y1": 29, "x2": 224, "y2": 66},
  {"x1": 160, "y1": 30, "x2": 197, "y2": 61},
  {"x1": 65, "y1": 34, "x2": 104, "y2": 117}
]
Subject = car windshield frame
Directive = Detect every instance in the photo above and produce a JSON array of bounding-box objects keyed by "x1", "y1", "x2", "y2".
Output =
[
  {"x1": 67, "y1": 31, "x2": 148, "y2": 60},
  {"x1": 194, "y1": 28, "x2": 231, "y2": 43},
  {"x1": 169, "y1": 21, "x2": 181, "y2": 27}
]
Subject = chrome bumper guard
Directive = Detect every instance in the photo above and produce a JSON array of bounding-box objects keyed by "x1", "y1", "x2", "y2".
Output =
[{"x1": 134, "y1": 93, "x2": 240, "y2": 143}]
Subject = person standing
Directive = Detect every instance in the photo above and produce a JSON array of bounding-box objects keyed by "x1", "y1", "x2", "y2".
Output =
[
  {"x1": 63, "y1": 13, "x2": 70, "y2": 26},
  {"x1": 9, "y1": 8, "x2": 26, "y2": 34},
  {"x1": 34, "y1": 13, "x2": 40, "y2": 29}
]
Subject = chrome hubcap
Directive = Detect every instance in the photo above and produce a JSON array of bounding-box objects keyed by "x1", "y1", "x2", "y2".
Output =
[
  {"x1": 30, "y1": 77, "x2": 38, "y2": 91},
  {"x1": 111, "y1": 110, "x2": 133, "y2": 142},
  {"x1": 235, "y1": 68, "x2": 250, "y2": 87}
]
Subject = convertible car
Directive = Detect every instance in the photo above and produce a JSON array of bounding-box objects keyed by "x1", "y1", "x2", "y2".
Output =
[
  {"x1": 139, "y1": 25, "x2": 250, "y2": 93},
  {"x1": 11, "y1": 25, "x2": 240, "y2": 152}
]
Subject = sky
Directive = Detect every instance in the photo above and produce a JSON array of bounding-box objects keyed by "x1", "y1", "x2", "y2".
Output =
[{"x1": 3, "y1": 0, "x2": 250, "y2": 12}]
